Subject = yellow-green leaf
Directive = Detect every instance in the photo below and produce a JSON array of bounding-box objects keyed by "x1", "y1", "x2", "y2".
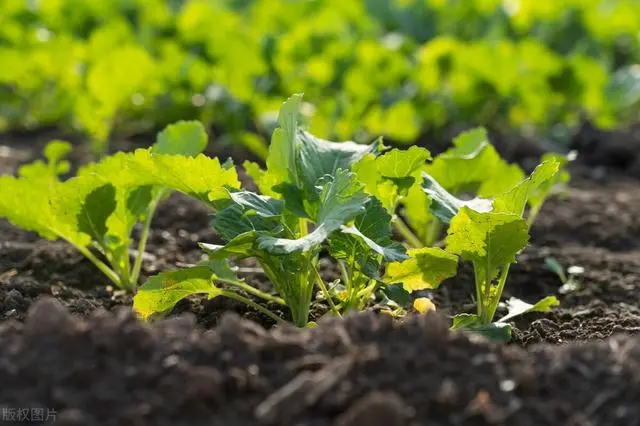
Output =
[
  {"x1": 133, "y1": 266, "x2": 218, "y2": 320},
  {"x1": 384, "y1": 247, "x2": 458, "y2": 292}
]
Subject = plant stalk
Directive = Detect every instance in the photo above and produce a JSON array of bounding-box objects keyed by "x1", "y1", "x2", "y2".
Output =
[
  {"x1": 312, "y1": 264, "x2": 342, "y2": 318},
  {"x1": 473, "y1": 264, "x2": 487, "y2": 323},
  {"x1": 424, "y1": 220, "x2": 443, "y2": 247},
  {"x1": 338, "y1": 260, "x2": 351, "y2": 292},
  {"x1": 75, "y1": 245, "x2": 125, "y2": 290},
  {"x1": 131, "y1": 195, "x2": 162, "y2": 287},
  {"x1": 218, "y1": 278, "x2": 286, "y2": 306},
  {"x1": 393, "y1": 217, "x2": 423, "y2": 248},
  {"x1": 220, "y1": 290, "x2": 284, "y2": 324},
  {"x1": 526, "y1": 206, "x2": 541, "y2": 229},
  {"x1": 486, "y1": 264, "x2": 512, "y2": 322},
  {"x1": 293, "y1": 273, "x2": 313, "y2": 328}
]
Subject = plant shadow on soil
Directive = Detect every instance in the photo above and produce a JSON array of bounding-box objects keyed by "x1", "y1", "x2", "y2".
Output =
[{"x1": 1, "y1": 124, "x2": 640, "y2": 425}]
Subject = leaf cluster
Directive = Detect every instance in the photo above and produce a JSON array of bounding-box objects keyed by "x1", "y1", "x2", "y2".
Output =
[
  {"x1": 134, "y1": 94, "x2": 571, "y2": 339},
  {"x1": 0, "y1": 122, "x2": 239, "y2": 290}
]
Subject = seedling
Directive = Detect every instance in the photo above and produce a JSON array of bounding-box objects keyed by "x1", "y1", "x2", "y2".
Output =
[
  {"x1": 0, "y1": 121, "x2": 239, "y2": 290},
  {"x1": 420, "y1": 159, "x2": 566, "y2": 339},
  {"x1": 545, "y1": 257, "x2": 584, "y2": 294}
]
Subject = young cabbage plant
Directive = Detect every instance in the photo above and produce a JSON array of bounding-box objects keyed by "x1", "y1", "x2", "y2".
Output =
[
  {"x1": 401, "y1": 128, "x2": 527, "y2": 247},
  {"x1": 135, "y1": 94, "x2": 403, "y2": 326},
  {"x1": 202, "y1": 167, "x2": 378, "y2": 327},
  {"x1": 427, "y1": 159, "x2": 564, "y2": 340},
  {"x1": 0, "y1": 121, "x2": 239, "y2": 291}
]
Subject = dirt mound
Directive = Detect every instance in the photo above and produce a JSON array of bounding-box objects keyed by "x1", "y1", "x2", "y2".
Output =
[{"x1": 1, "y1": 298, "x2": 639, "y2": 426}]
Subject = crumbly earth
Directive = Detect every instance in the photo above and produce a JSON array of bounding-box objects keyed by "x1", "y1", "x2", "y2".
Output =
[
  {"x1": 1, "y1": 124, "x2": 639, "y2": 425},
  {"x1": 1, "y1": 299, "x2": 640, "y2": 426}
]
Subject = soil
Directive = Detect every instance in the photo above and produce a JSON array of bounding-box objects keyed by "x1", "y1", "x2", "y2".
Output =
[
  {"x1": 2, "y1": 299, "x2": 640, "y2": 426},
  {"x1": 1, "y1": 123, "x2": 640, "y2": 425}
]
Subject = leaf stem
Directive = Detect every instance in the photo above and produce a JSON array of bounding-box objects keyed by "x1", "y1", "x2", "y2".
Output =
[
  {"x1": 312, "y1": 264, "x2": 342, "y2": 318},
  {"x1": 130, "y1": 197, "x2": 160, "y2": 287},
  {"x1": 473, "y1": 264, "x2": 486, "y2": 323},
  {"x1": 356, "y1": 279, "x2": 378, "y2": 300},
  {"x1": 526, "y1": 206, "x2": 541, "y2": 229},
  {"x1": 338, "y1": 260, "x2": 351, "y2": 292},
  {"x1": 220, "y1": 290, "x2": 284, "y2": 324},
  {"x1": 393, "y1": 217, "x2": 422, "y2": 248},
  {"x1": 486, "y1": 264, "x2": 511, "y2": 322},
  {"x1": 75, "y1": 245, "x2": 126, "y2": 290},
  {"x1": 218, "y1": 278, "x2": 286, "y2": 306},
  {"x1": 423, "y1": 220, "x2": 443, "y2": 247}
]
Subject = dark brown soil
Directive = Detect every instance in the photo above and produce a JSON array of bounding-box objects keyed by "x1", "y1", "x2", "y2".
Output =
[
  {"x1": 1, "y1": 124, "x2": 640, "y2": 425},
  {"x1": 2, "y1": 299, "x2": 640, "y2": 426}
]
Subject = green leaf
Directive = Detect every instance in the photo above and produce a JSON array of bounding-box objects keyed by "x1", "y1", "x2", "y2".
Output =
[
  {"x1": 242, "y1": 160, "x2": 280, "y2": 197},
  {"x1": 83, "y1": 149, "x2": 240, "y2": 203},
  {"x1": 133, "y1": 266, "x2": 218, "y2": 320},
  {"x1": 339, "y1": 225, "x2": 406, "y2": 262},
  {"x1": 492, "y1": 159, "x2": 561, "y2": 217},
  {"x1": 51, "y1": 174, "x2": 119, "y2": 247},
  {"x1": 445, "y1": 207, "x2": 529, "y2": 281},
  {"x1": 265, "y1": 94, "x2": 381, "y2": 196},
  {"x1": 329, "y1": 198, "x2": 407, "y2": 271},
  {"x1": 77, "y1": 184, "x2": 117, "y2": 245},
  {"x1": 451, "y1": 314, "x2": 512, "y2": 342},
  {"x1": 205, "y1": 258, "x2": 240, "y2": 282},
  {"x1": 425, "y1": 128, "x2": 524, "y2": 196},
  {"x1": 544, "y1": 257, "x2": 567, "y2": 283},
  {"x1": 297, "y1": 130, "x2": 381, "y2": 193},
  {"x1": 19, "y1": 140, "x2": 72, "y2": 181},
  {"x1": 384, "y1": 247, "x2": 458, "y2": 292},
  {"x1": 229, "y1": 191, "x2": 285, "y2": 218},
  {"x1": 451, "y1": 313, "x2": 480, "y2": 329},
  {"x1": 44, "y1": 140, "x2": 72, "y2": 165},
  {"x1": 267, "y1": 94, "x2": 303, "y2": 187},
  {"x1": 374, "y1": 146, "x2": 432, "y2": 180},
  {"x1": 383, "y1": 284, "x2": 411, "y2": 307},
  {"x1": 497, "y1": 296, "x2": 559, "y2": 324},
  {"x1": 421, "y1": 173, "x2": 493, "y2": 223},
  {"x1": 478, "y1": 164, "x2": 526, "y2": 198},
  {"x1": 526, "y1": 153, "x2": 570, "y2": 216},
  {"x1": 402, "y1": 178, "x2": 433, "y2": 241},
  {"x1": 213, "y1": 204, "x2": 281, "y2": 241},
  {"x1": 272, "y1": 182, "x2": 310, "y2": 218},
  {"x1": 200, "y1": 232, "x2": 258, "y2": 260},
  {"x1": 0, "y1": 176, "x2": 63, "y2": 241},
  {"x1": 354, "y1": 146, "x2": 430, "y2": 212},
  {"x1": 152, "y1": 120, "x2": 208, "y2": 157},
  {"x1": 258, "y1": 169, "x2": 368, "y2": 254},
  {"x1": 126, "y1": 185, "x2": 155, "y2": 220}
]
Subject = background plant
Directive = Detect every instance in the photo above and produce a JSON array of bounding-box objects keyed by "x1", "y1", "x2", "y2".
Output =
[{"x1": 1, "y1": 0, "x2": 637, "y2": 152}]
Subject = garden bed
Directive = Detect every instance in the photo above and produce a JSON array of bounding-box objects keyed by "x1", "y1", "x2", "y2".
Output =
[{"x1": 1, "y1": 127, "x2": 640, "y2": 425}]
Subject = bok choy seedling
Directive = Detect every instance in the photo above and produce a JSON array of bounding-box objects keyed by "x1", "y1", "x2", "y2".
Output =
[{"x1": 0, "y1": 121, "x2": 239, "y2": 290}]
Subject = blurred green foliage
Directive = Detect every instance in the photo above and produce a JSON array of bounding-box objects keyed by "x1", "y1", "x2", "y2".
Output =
[{"x1": 0, "y1": 0, "x2": 638, "y2": 150}]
